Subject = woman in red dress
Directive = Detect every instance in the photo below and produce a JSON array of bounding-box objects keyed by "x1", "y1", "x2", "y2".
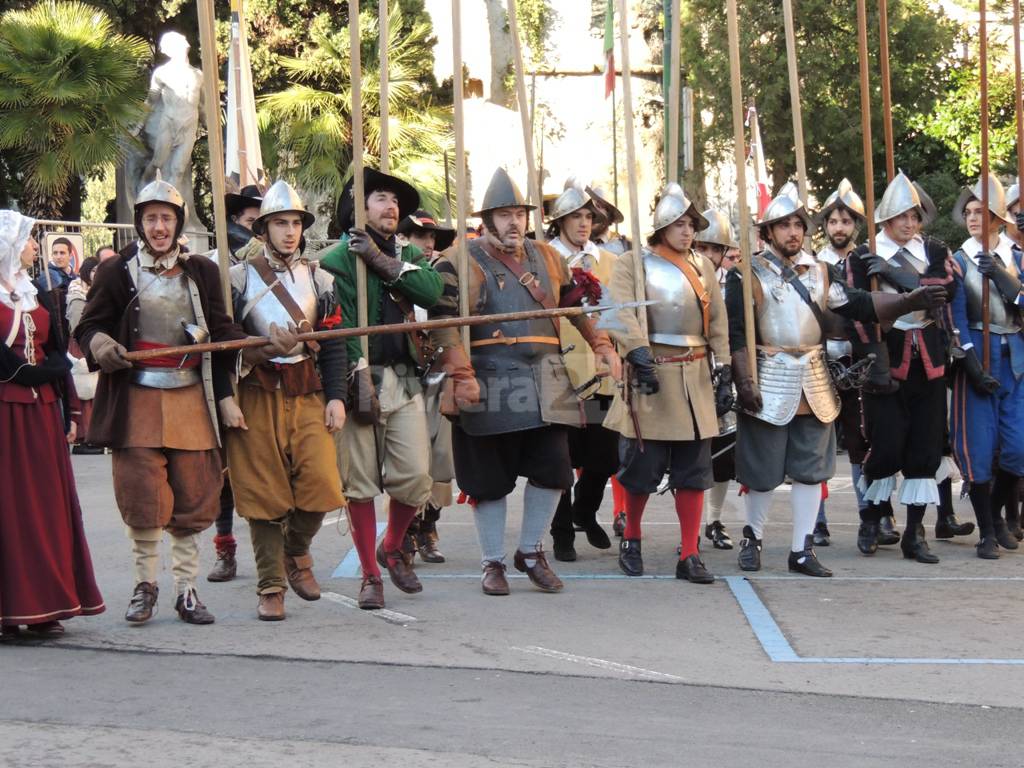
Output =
[{"x1": 0, "y1": 210, "x2": 105, "y2": 639}]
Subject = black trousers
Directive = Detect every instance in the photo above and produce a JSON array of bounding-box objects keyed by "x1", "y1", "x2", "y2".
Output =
[
  {"x1": 862, "y1": 357, "x2": 945, "y2": 483},
  {"x1": 550, "y1": 414, "x2": 620, "y2": 538},
  {"x1": 453, "y1": 424, "x2": 573, "y2": 501}
]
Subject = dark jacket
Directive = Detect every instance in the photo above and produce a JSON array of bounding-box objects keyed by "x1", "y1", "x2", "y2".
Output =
[{"x1": 74, "y1": 244, "x2": 247, "y2": 447}]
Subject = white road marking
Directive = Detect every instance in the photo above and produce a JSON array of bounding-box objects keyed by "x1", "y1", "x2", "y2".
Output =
[
  {"x1": 321, "y1": 591, "x2": 418, "y2": 625},
  {"x1": 512, "y1": 645, "x2": 685, "y2": 682}
]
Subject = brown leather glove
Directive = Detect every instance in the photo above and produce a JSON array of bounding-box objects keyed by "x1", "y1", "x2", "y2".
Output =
[
  {"x1": 872, "y1": 285, "x2": 947, "y2": 324},
  {"x1": 241, "y1": 322, "x2": 300, "y2": 366},
  {"x1": 730, "y1": 348, "x2": 762, "y2": 413},
  {"x1": 438, "y1": 346, "x2": 479, "y2": 416},
  {"x1": 89, "y1": 332, "x2": 132, "y2": 373},
  {"x1": 348, "y1": 228, "x2": 404, "y2": 283},
  {"x1": 349, "y1": 363, "x2": 381, "y2": 425}
]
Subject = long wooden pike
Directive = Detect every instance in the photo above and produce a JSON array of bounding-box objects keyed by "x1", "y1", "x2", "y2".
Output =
[
  {"x1": 378, "y1": 0, "x2": 389, "y2": 174},
  {"x1": 781, "y1": 0, "x2": 808, "y2": 206},
  {"x1": 452, "y1": 0, "x2": 471, "y2": 349},
  {"x1": 980, "y1": 0, "x2": 992, "y2": 371},
  {"x1": 507, "y1": 0, "x2": 545, "y2": 242},
  {"x1": 666, "y1": 0, "x2": 681, "y2": 183},
  {"x1": 196, "y1": 0, "x2": 232, "y2": 313},
  {"x1": 726, "y1": 0, "x2": 756, "y2": 380},
  {"x1": 1015, "y1": 0, "x2": 1023, "y2": 196},
  {"x1": 616, "y1": 0, "x2": 647, "y2": 338},
  {"x1": 349, "y1": 0, "x2": 369, "y2": 360},
  {"x1": 121, "y1": 301, "x2": 655, "y2": 362},
  {"x1": 878, "y1": 0, "x2": 896, "y2": 182},
  {"x1": 855, "y1": 0, "x2": 878, "y2": 258}
]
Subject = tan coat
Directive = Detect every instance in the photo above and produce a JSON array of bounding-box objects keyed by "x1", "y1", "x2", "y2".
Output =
[
  {"x1": 558, "y1": 245, "x2": 619, "y2": 400},
  {"x1": 603, "y1": 244, "x2": 730, "y2": 442}
]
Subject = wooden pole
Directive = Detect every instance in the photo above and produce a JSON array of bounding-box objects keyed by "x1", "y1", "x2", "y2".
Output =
[
  {"x1": 1014, "y1": 0, "x2": 1023, "y2": 187},
  {"x1": 378, "y1": 0, "x2": 389, "y2": 174},
  {"x1": 507, "y1": 0, "x2": 545, "y2": 242},
  {"x1": 616, "y1": 0, "x2": 647, "y2": 337},
  {"x1": 452, "y1": 0, "x2": 471, "y2": 350},
  {"x1": 856, "y1": 0, "x2": 878, "y2": 258},
  {"x1": 727, "y1": 0, "x2": 756, "y2": 380},
  {"x1": 349, "y1": 0, "x2": 369, "y2": 359},
  {"x1": 667, "y1": 0, "x2": 681, "y2": 184},
  {"x1": 231, "y1": 0, "x2": 248, "y2": 186},
  {"x1": 878, "y1": 0, "x2": 896, "y2": 182},
  {"x1": 122, "y1": 303, "x2": 635, "y2": 362},
  {"x1": 980, "y1": 0, "x2": 992, "y2": 371},
  {"x1": 781, "y1": 0, "x2": 808, "y2": 206},
  {"x1": 196, "y1": 0, "x2": 232, "y2": 314}
]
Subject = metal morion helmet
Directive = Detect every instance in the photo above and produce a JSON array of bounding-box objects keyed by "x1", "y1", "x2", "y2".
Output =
[
  {"x1": 695, "y1": 209, "x2": 739, "y2": 249},
  {"x1": 952, "y1": 173, "x2": 1012, "y2": 227},
  {"x1": 547, "y1": 185, "x2": 593, "y2": 222},
  {"x1": 758, "y1": 191, "x2": 813, "y2": 231},
  {"x1": 1006, "y1": 182, "x2": 1020, "y2": 212},
  {"x1": 134, "y1": 172, "x2": 186, "y2": 242},
  {"x1": 814, "y1": 178, "x2": 865, "y2": 229},
  {"x1": 651, "y1": 183, "x2": 709, "y2": 233},
  {"x1": 874, "y1": 170, "x2": 925, "y2": 225},
  {"x1": 474, "y1": 167, "x2": 535, "y2": 216},
  {"x1": 252, "y1": 179, "x2": 315, "y2": 236}
]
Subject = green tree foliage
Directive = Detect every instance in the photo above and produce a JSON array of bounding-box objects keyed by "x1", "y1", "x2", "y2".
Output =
[
  {"x1": 259, "y1": 3, "x2": 452, "y2": 221},
  {"x1": 679, "y1": 0, "x2": 958, "y2": 201},
  {"x1": 0, "y1": 1, "x2": 151, "y2": 217}
]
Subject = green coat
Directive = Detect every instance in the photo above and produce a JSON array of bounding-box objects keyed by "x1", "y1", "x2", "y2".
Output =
[{"x1": 318, "y1": 236, "x2": 444, "y2": 366}]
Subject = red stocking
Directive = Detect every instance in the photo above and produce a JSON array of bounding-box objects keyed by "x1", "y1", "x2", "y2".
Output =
[
  {"x1": 347, "y1": 500, "x2": 380, "y2": 577},
  {"x1": 382, "y1": 499, "x2": 419, "y2": 563},
  {"x1": 674, "y1": 489, "x2": 705, "y2": 560},
  {"x1": 623, "y1": 492, "x2": 649, "y2": 540}
]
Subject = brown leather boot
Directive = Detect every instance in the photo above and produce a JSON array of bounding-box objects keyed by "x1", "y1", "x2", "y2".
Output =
[
  {"x1": 207, "y1": 536, "x2": 237, "y2": 583},
  {"x1": 284, "y1": 553, "x2": 321, "y2": 601},
  {"x1": 513, "y1": 549, "x2": 563, "y2": 593},
  {"x1": 257, "y1": 591, "x2": 286, "y2": 621},
  {"x1": 481, "y1": 560, "x2": 510, "y2": 596},
  {"x1": 376, "y1": 543, "x2": 423, "y2": 594},
  {"x1": 357, "y1": 575, "x2": 385, "y2": 609},
  {"x1": 125, "y1": 582, "x2": 158, "y2": 624},
  {"x1": 415, "y1": 520, "x2": 446, "y2": 564}
]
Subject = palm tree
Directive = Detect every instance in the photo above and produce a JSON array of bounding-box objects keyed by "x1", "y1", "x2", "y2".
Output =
[
  {"x1": 0, "y1": 1, "x2": 150, "y2": 218},
  {"x1": 259, "y1": 4, "x2": 454, "y2": 221}
]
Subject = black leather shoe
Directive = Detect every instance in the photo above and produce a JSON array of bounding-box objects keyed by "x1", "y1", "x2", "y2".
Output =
[
  {"x1": 901, "y1": 526, "x2": 939, "y2": 563},
  {"x1": 737, "y1": 526, "x2": 762, "y2": 572},
  {"x1": 812, "y1": 521, "x2": 830, "y2": 547},
  {"x1": 705, "y1": 521, "x2": 734, "y2": 550},
  {"x1": 977, "y1": 536, "x2": 1000, "y2": 559},
  {"x1": 676, "y1": 554, "x2": 715, "y2": 584},
  {"x1": 581, "y1": 522, "x2": 612, "y2": 550},
  {"x1": 552, "y1": 532, "x2": 577, "y2": 562},
  {"x1": 935, "y1": 515, "x2": 975, "y2": 539},
  {"x1": 174, "y1": 589, "x2": 215, "y2": 625},
  {"x1": 857, "y1": 521, "x2": 879, "y2": 555},
  {"x1": 877, "y1": 515, "x2": 901, "y2": 546},
  {"x1": 618, "y1": 538, "x2": 643, "y2": 577},
  {"x1": 995, "y1": 521, "x2": 1020, "y2": 550},
  {"x1": 612, "y1": 512, "x2": 626, "y2": 538},
  {"x1": 788, "y1": 535, "x2": 833, "y2": 577},
  {"x1": 125, "y1": 582, "x2": 158, "y2": 624}
]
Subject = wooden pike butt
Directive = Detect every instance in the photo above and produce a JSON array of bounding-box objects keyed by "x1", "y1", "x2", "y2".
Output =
[
  {"x1": 507, "y1": 0, "x2": 545, "y2": 243},
  {"x1": 451, "y1": 0, "x2": 471, "y2": 350},
  {"x1": 349, "y1": 0, "x2": 369, "y2": 360},
  {"x1": 980, "y1": 0, "x2": 992, "y2": 371},
  {"x1": 781, "y1": 0, "x2": 808, "y2": 206}
]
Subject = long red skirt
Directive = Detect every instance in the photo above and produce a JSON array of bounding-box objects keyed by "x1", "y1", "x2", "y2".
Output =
[{"x1": 0, "y1": 396, "x2": 105, "y2": 626}]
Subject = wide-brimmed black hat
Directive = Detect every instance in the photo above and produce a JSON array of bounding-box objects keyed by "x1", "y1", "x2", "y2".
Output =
[
  {"x1": 338, "y1": 167, "x2": 420, "y2": 231},
  {"x1": 225, "y1": 184, "x2": 264, "y2": 217},
  {"x1": 397, "y1": 209, "x2": 456, "y2": 251}
]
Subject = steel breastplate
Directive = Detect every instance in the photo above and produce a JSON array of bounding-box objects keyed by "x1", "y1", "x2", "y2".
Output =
[
  {"x1": 752, "y1": 348, "x2": 840, "y2": 426},
  {"x1": 133, "y1": 268, "x2": 201, "y2": 389},
  {"x1": 238, "y1": 261, "x2": 318, "y2": 363},
  {"x1": 963, "y1": 254, "x2": 1021, "y2": 335},
  {"x1": 643, "y1": 248, "x2": 707, "y2": 348},
  {"x1": 751, "y1": 255, "x2": 824, "y2": 350}
]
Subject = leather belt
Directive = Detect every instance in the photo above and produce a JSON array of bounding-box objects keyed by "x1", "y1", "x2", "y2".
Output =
[
  {"x1": 470, "y1": 335, "x2": 561, "y2": 348},
  {"x1": 655, "y1": 350, "x2": 706, "y2": 364}
]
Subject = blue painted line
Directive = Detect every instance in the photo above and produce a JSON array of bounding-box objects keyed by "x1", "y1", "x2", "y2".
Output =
[
  {"x1": 331, "y1": 521, "x2": 387, "y2": 578},
  {"x1": 723, "y1": 576, "x2": 800, "y2": 662},
  {"x1": 794, "y1": 657, "x2": 1024, "y2": 665}
]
